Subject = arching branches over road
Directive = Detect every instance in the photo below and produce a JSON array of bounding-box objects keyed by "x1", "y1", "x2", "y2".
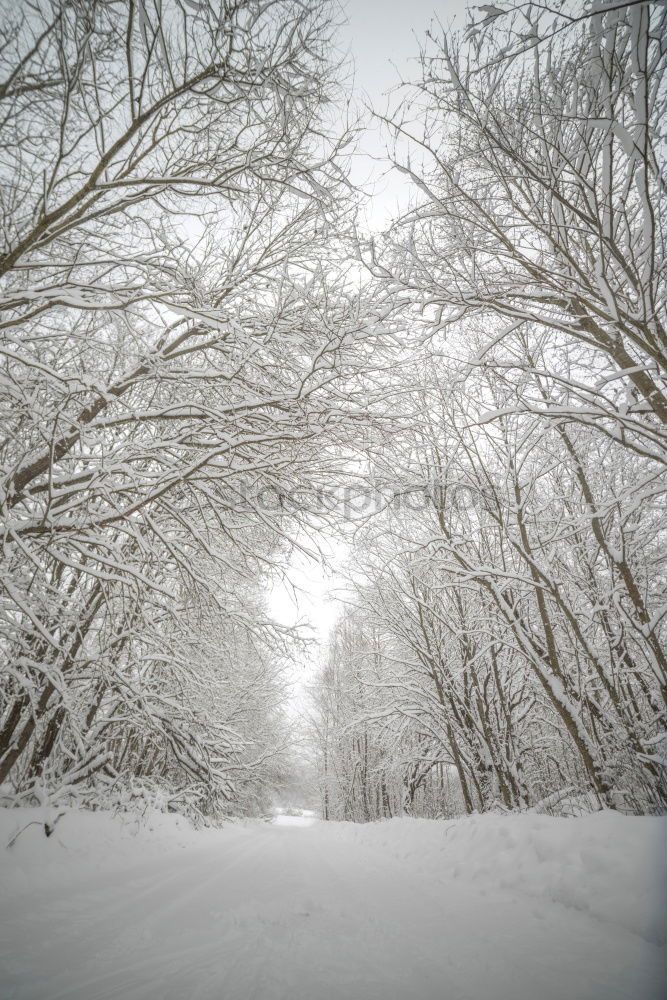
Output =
[
  {"x1": 315, "y1": 1, "x2": 667, "y2": 821},
  {"x1": 371, "y1": 0, "x2": 667, "y2": 424},
  {"x1": 0, "y1": 0, "x2": 381, "y2": 819}
]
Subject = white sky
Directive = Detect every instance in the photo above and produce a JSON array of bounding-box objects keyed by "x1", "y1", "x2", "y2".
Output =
[
  {"x1": 267, "y1": 0, "x2": 472, "y2": 698},
  {"x1": 341, "y1": 0, "x2": 471, "y2": 230},
  {"x1": 266, "y1": 534, "x2": 349, "y2": 718},
  {"x1": 267, "y1": 537, "x2": 348, "y2": 639}
]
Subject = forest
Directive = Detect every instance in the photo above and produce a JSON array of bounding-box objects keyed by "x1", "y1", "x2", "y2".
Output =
[{"x1": 0, "y1": 0, "x2": 665, "y2": 827}]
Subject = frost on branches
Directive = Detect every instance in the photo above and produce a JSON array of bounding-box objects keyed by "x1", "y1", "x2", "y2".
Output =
[
  {"x1": 0, "y1": 0, "x2": 378, "y2": 821},
  {"x1": 314, "y1": 0, "x2": 667, "y2": 821},
  {"x1": 1, "y1": 0, "x2": 666, "y2": 826}
]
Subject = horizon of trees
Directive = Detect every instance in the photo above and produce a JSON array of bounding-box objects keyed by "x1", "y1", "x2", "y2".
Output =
[{"x1": 0, "y1": 0, "x2": 665, "y2": 823}]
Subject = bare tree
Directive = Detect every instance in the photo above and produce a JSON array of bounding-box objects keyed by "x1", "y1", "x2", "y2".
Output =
[
  {"x1": 372, "y1": 1, "x2": 667, "y2": 424},
  {"x1": 0, "y1": 0, "x2": 378, "y2": 818}
]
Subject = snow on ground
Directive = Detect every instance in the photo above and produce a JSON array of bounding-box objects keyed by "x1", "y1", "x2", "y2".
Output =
[
  {"x1": 0, "y1": 808, "x2": 665, "y2": 1000},
  {"x1": 322, "y1": 812, "x2": 667, "y2": 945}
]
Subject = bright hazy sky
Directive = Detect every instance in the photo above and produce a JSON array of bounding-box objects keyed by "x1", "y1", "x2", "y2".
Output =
[
  {"x1": 342, "y1": 0, "x2": 471, "y2": 229},
  {"x1": 267, "y1": 0, "x2": 472, "y2": 671},
  {"x1": 343, "y1": 0, "x2": 470, "y2": 98}
]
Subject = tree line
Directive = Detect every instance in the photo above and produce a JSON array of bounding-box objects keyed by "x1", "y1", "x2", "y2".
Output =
[
  {"x1": 0, "y1": 0, "x2": 382, "y2": 819},
  {"x1": 0, "y1": 0, "x2": 665, "y2": 821},
  {"x1": 312, "y1": 0, "x2": 667, "y2": 820}
]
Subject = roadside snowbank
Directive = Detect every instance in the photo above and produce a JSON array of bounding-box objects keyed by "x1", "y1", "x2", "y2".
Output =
[
  {"x1": 0, "y1": 807, "x2": 665, "y2": 1000},
  {"x1": 321, "y1": 811, "x2": 667, "y2": 945},
  {"x1": 0, "y1": 806, "x2": 248, "y2": 904},
  {"x1": 1, "y1": 806, "x2": 665, "y2": 947}
]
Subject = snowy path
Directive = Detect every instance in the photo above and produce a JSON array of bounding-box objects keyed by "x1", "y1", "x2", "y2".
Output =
[{"x1": 1, "y1": 814, "x2": 664, "y2": 1000}]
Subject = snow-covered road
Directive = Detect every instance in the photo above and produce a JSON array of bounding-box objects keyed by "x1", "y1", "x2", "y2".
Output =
[{"x1": 1, "y1": 812, "x2": 665, "y2": 1000}]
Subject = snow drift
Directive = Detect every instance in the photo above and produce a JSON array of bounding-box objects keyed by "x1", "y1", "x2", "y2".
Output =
[{"x1": 1, "y1": 807, "x2": 665, "y2": 1000}]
